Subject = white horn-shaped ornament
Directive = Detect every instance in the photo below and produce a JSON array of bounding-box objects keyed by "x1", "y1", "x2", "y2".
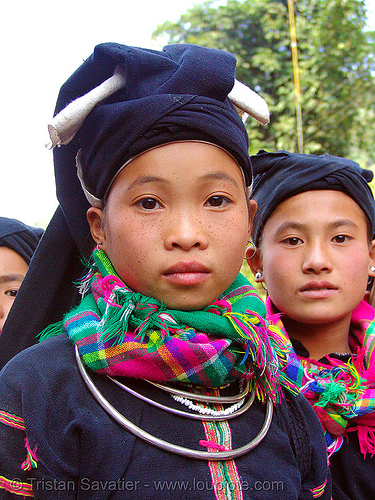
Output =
[
  {"x1": 46, "y1": 65, "x2": 127, "y2": 149},
  {"x1": 229, "y1": 80, "x2": 270, "y2": 126},
  {"x1": 46, "y1": 67, "x2": 269, "y2": 150}
]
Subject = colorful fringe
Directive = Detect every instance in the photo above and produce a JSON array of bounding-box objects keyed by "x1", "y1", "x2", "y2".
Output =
[
  {"x1": 310, "y1": 479, "x2": 328, "y2": 498},
  {"x1": 39, "y1": 248, "x2": 297, "y2": 404},
  {"x1": 21, "y1": 438, "x2": 38, "y2": 471},
  {"x1": 267, "y1": 298, "x2": 375, "y2": 457}
]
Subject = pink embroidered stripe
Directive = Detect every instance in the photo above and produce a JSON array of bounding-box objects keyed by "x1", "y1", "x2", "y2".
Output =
[
  {"x1": 201, "y1": 403, "x2": 243, "y2": 500},
  {"x1": 0, "y1": 476, "x2": 33, "y2": 497},
  {"x1": 0, "y1": 410, "x2": 26, "y2": 430}
]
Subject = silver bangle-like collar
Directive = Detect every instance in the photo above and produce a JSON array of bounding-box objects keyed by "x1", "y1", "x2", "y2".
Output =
[{"x1": 75, "y1": 345, "x2": 273, "y2": 460}]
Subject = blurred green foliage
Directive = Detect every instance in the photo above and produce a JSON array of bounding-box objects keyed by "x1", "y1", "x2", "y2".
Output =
[{"x1": 153, "y1": 0, "x2": 375, "y2": 170}]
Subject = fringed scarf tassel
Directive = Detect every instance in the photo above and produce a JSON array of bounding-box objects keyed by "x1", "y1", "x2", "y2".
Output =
[
  {"x1": 223, "y1": 311, "x2": 298, "y2": 403},
  {"x1": 302, "y1": 360, "x2": 366, "y2": 419},
  {"x1": 38, "y1": 320, "x2": 65, "y2": 341},
  {"x1": 95, "y1": 278, "x2": 185, "y2": 345},
  {"x1": 348, "y1": 424, "x2": 375, "y2": 457},
  {"x1": 21, "y1": 438, "x2": 38, "y2": 471}
]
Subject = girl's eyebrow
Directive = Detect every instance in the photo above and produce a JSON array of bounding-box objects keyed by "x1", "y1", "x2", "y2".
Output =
[
  {"x1": 274, "y1": 221, "x2": 308, "y2": 236},
  {"x1": 199, "y1": 172, "x2": 240, "y2": 186},
  {"x1": 0, "y1": 274, "x2": 25, "y2": 284},
  {"x1": 275, "y1": 218, "x2": 359, "y2": 237},
  {"x1": 127, "y1": 176, "x2": 168, "y2": 191},
  {"x1": 127, "y1": 172, "x2": 240, "y2": 191},
  {"x1": 329, "y1": 219, "x2": 359, "y2": 229}
]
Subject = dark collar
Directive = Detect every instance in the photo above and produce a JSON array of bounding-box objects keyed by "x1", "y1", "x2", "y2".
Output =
[{"x1": 290, "y1": 337, "x2": 352, "y2": 364}]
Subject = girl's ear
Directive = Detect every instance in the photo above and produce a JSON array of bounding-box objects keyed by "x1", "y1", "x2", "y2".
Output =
[
  {"x1": 87, "y1": 207, "x2": 106, "y2": 248},
  {"x1": 369, "y1": 239, "x2": 375, "y2": 278},
  {"x1": 245, "y1": 245, "x2": 264, "y2": 282},
  {"x1": 248, "y1": 199, "x2": 257, "y2": 238}
]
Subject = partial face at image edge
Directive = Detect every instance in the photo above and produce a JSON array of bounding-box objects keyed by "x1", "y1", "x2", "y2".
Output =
[{"x1": 0, "y1": 247, "x2": 28, "y2": 334}]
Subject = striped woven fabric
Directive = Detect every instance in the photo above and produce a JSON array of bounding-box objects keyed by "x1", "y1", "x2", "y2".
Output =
[{"x1": 267, "y1": 298, "x2": 375, "y2": 456}]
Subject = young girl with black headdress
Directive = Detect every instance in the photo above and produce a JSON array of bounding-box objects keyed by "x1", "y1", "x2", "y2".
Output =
[
  {"x1": 0, "y1": 45, "x2": 330, "y2": 499},
  {"x1": 247, "y1": 150, "x2": 375, "y2": 500}
]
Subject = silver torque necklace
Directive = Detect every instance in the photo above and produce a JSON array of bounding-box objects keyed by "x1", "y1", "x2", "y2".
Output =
[
  {"x1": 75, "y1": 345, "x2": 274, "y2": 460},
  {"x1": 109, "y1": 375, "x2": 255, "y2": 420}
]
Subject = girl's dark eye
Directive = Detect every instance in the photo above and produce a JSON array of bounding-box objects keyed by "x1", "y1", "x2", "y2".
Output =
[
  {"x1": 332, "y1": 235, "x2": 350, "y2": 243},
  {"x1": 5, "y1": 289, "x2": 18, "y2": 298},
  {"x1": 206, "y1": 195, "x2": 230, "y2": 207},
  {"x1": 137, "y1": 198, "x2": 161, "y2": 210},
  {"x1": 283, "y1": 237, "x2": 302, "y2": 246}
]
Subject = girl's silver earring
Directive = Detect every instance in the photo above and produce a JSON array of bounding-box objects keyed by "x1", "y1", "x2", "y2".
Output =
[
  {"x1": 246, "y1": 246, "x2": 257, "y2": 259},
  {"x1": 255, "y1": 271, "x2": 263, "y2": 280},
  {"x1": 370, "y1": 266, "x2": 375, "y2": 273}
]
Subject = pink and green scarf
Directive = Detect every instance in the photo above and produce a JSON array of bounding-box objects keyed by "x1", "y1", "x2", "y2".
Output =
[
  {"x1": 267, "y1": 298, "x2": 375, "y2": 457},
  {"x1": 40, "y1": 249, "x2": 297, "y2": 404}
]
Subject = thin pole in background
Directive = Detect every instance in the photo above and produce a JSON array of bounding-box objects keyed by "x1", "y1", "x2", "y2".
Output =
[{"x1": 287, "y1": 0, "x2": 304, "y2": 153}]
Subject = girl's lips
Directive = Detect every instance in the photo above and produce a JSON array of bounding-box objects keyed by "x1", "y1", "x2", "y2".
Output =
[
  {"x1": 298, "y1": 281, "x2": 338, "y2": 299},
  {"x1": 163, "y1": 262, "x2": 211, "y2": 286}
]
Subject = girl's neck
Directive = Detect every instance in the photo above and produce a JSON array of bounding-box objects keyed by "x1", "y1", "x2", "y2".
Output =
[{"x1": 282, "y1": 315, "x2": 352, "y2": 360}]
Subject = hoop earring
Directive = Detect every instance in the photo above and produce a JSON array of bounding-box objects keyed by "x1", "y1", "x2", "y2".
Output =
[{"x1": 246, "y1": 246, "x2": 257, "y2": 259}]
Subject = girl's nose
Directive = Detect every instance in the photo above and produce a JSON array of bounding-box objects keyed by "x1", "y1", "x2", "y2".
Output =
[
  {"x1": 164, "y1": 212, "x2": 209, "y2": 251},
  {"x1": 302, "y1": 242, "x2": 333, "y2": 274}
]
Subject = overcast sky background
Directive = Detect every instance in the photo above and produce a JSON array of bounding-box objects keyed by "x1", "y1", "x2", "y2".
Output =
[{"x1": 1, "y1": 0, "x2": 374, "y2": 227}]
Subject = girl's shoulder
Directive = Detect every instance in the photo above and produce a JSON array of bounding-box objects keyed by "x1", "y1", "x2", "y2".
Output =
[{"x1": 0, "y1": 333, "x2": 77, "y2": 396}]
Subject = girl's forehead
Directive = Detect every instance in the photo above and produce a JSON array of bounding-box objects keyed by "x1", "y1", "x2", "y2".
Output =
[
  {"x1": 0, "y1": 246, "x2": 28, "y2": 274},
  {"x1": 267, "y1": 190, "x2": 367, "y2": 228},
  {"x1": 111, "y1": 141, "x2": 246, "y2": 188}
]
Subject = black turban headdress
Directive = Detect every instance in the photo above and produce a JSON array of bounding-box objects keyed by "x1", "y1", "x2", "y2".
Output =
[
  {"x1": 0, "y1": 218, "x2": 43, "y2": 265},
  {"x1": 0, "y1": 42, "x2": 269, "y2": 369},
  {"x1": 251, "y1": 150, "x2": 375, "y2": 247}
]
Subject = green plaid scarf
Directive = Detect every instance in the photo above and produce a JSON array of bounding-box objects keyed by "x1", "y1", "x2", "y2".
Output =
[{"x1": 40, "y1": 249, "x2": 297, "y2": 403}]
